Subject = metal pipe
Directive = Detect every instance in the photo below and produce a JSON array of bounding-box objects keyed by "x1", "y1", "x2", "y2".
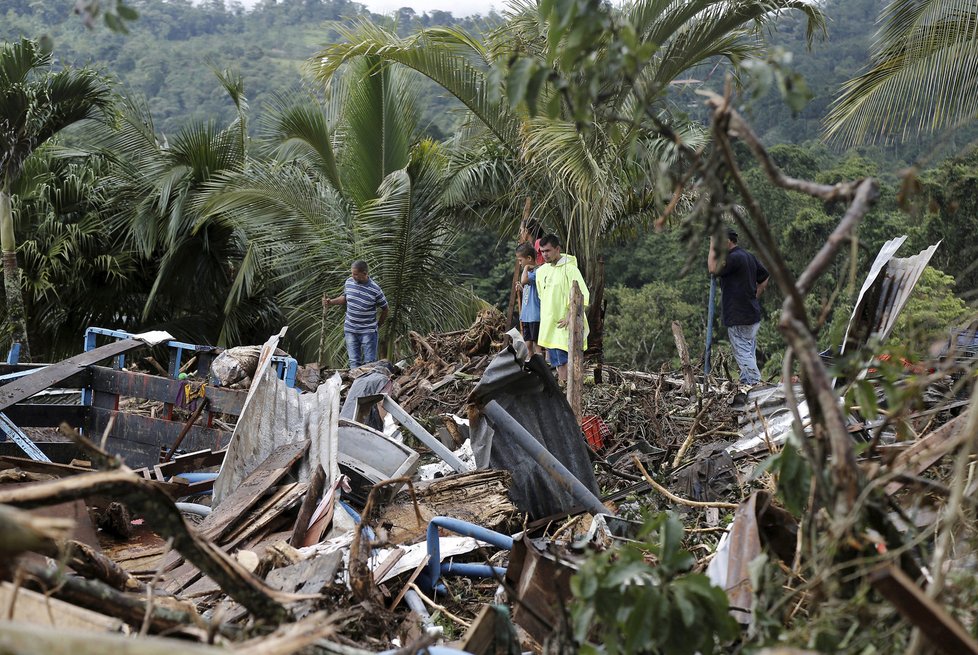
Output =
[
  {"x1": 423, "y1": 516, "x2": 513, "y2": 593},
  {"x1": 482, "y1": 400, "x2": 608, "y2": 517},
  {"x1": 705, "y1": 275, "x2": 717, "y2": 378}
]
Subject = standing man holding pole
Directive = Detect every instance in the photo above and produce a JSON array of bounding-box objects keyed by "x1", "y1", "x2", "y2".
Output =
[
  {"x1": 537, "y1": 234, "x2": 589, "y2": 385},
  {"x1": 323, "y1": 260, "x2": 389, "y2": 369},
  {"x1": 707, "y1": 228, "x2": 769, "y2": 386}
]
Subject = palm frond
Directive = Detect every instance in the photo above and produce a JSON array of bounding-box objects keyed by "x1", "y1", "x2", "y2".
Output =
[{"x1": 825, "y1": 0, "x2": 978, "y2": 144}]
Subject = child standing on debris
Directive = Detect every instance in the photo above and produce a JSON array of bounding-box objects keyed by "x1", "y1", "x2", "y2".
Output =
[{"x1": 517, "y1": 243, "x2": 543, "y2": 357}]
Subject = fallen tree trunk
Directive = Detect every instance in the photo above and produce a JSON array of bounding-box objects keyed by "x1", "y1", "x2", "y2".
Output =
[
  {"x1": 0, "y1": 470, "x2": 290, "y2": 624},
  {"x1": 17, "y1": 560, "x2": 203, "y2": 635}
]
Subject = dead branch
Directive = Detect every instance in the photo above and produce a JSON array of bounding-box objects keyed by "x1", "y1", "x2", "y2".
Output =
[{"x1": 632, "y1": 456, "x2": 738, "y2": 510}]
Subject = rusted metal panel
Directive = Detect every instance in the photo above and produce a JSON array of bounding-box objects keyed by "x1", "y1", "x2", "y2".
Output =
[
  {"x1": 91, "y1": 408, "x2": 232, "y2": 469},
  {"x1": 89, "y1": 367, "x2": 247, "y2": 416},
  {"x1": 3, "y1": 403, "x2": 89, "y2": 428}
]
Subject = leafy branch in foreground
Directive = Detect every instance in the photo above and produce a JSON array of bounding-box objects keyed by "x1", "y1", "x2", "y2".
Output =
[{"x1": 569, "y1": 512, "x2": 738, "y2": 655}]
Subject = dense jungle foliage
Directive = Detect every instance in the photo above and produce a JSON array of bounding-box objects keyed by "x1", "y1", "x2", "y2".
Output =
[{"x1": 0, "y1": 0, "x2": 974, "y2": 373}]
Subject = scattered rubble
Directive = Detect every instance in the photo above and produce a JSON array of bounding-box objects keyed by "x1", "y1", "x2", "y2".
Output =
[{"x1": 0, "y1": 244, "x2": 976, "y2": 654}]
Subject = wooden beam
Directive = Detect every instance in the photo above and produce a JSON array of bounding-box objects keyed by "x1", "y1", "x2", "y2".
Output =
[
  {"x1": 0, "y1": 340, "x2": 148, "y2": 412},
  {"x1": 567, "y1": 281, "x2": 584, "y2": 422},
  {"x1": 869, "y1": 565, "x2": 978, "y2": 655},
  {"x1": 671, "y1": 321, "x2": 696, "y2": 394}
]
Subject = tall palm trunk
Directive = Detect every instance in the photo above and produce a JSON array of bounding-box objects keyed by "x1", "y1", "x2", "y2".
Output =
[{"x1": 0, "y1": 187, "x2": 30, "y2": 361}]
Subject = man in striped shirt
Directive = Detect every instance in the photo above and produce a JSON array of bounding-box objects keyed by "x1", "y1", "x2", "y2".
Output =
[{"x1": 323, "y1": 260, "x2": 389, "y2": 368}]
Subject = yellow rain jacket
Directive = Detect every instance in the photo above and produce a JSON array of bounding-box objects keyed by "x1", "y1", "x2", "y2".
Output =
[{"x1": 536, "y1": 254, "x2": 589, "y2": 351}]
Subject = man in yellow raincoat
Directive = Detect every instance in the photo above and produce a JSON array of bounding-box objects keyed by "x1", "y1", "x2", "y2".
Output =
[{"x1": 536, "y1": 234, "x2": 589, "y2": 383}]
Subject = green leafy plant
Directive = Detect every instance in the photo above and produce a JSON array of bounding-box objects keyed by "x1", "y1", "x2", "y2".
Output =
[{"x1": 569, "y1": 512, "x2": 739, "y2": 655}]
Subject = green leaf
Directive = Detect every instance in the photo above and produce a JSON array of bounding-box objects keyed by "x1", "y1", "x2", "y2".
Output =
[
  {"x1": 506, "y1": 57, "x2": 537, "y2": 110},
  {"x1": 116, "y1": 3, "x2": 139, "y2": 20}
]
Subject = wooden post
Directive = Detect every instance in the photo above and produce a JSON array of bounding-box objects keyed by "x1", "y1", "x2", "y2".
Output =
[
  {"x1": 567, "y1": 281, "x2": 584, "y2": 422},
  {"x1": 505, "y1": 197, "x2": 533, "y2": 329},
  {"x1": 671, "y1": 321, "x2": 696, "y2": 395}
]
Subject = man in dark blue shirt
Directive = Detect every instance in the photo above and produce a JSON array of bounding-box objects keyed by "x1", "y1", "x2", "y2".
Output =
[
  {"x1": 323, "y1": 260, "x2": 389, "y2": 368},
  {"x1": 708, "y1": 229, "x2": 770, "y2": 385}
]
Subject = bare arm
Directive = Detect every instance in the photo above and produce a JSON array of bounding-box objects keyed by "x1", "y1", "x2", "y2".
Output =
[
  {"x1": 756, "y1": 278, "x2": 769, "y2": 298},
  {"x1": 707, "y1": 241, "x2": 720, "y2": 274},
  {"x1": 520, "y1": 265, "x2": 533, "y2": 286},
  {"x1": 378, "y1": 306, "x2": 389, "y2": 327},
  {"x1": 323, "y1": 294, "x2": 347, "y2": 308}
]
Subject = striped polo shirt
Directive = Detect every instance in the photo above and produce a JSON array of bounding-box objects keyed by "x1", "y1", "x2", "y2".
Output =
[{"x1": 344, "y1": 277, "x2": 388, "y2": 334}]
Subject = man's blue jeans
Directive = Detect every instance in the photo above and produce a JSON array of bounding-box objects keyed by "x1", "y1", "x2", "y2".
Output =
[
  {"x1": 727, "y1": 322, "x2": 761, "y2": 385},
  {"x1": 345, "y1": 330, "x2": 379, "y2": 369}
]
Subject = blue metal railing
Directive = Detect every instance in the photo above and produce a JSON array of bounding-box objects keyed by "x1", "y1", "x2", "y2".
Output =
[{"x1": 82, "y1": 327, "x2": 298, "y2": 406}]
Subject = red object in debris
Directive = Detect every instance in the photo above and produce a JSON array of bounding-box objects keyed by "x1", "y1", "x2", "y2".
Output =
[{"x1": 581, "y1": 415, "x2": 610, "y2": 450}]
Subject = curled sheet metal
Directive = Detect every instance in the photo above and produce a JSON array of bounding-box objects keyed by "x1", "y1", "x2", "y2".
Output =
[
  {"x1": 213, "y1": 328, "x2": 341, "y2": 506},
  {"x1": 841, "y1": 236, "x2": 941, "y2": 356}
]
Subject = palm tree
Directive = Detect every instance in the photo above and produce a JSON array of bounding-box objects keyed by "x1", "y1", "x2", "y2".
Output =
[
  {"x1": 13, "y1": 150, "x2": 145, "y2": 359},
  {"x1": 0, "y1": 38, "x2": 112, "y2": 360},
  {"x1": 313, "y1": 0, "x2": 824, "y2": 342},
  {"x1": 203, "y1": 58, "x2": 480, "y2": 363},
  {"x1": 825, "y1": 0, "x2": 978, "y2": 145},
  {"x1": 90, "y1": 73, "x2": 268, "y2": 348}
]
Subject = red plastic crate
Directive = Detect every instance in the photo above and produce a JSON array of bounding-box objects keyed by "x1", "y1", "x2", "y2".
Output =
[{"x1": 581, "y1": 415, "x2": 611, "y2": 450}]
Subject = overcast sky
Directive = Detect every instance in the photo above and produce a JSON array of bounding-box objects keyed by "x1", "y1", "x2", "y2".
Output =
[{"x1": 237, "y1": 0, "x2": 501, "y2": 17}]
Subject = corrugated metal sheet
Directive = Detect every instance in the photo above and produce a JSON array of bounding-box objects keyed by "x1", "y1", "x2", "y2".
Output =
[
  {"x1": 841, "y1": 237, "x2": 941, "y2": 355},
  {"x1": 213, "y1": 329, "x2": 341, "y2": 506}
]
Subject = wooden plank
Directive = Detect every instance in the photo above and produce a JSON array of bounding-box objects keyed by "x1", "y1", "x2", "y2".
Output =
[
  {"x1": 0, "y1": 340, "x2": 148, "y2": 412},
  {"x1": 199, "y1": 441, "x2": 309, "y2": 542},
  {"x1": 266, "y1": 550, "x2": 343, "y2": 595},
  {"x1": 0, "y1": 456, "x2": 92, "y2": 476},
  {"x1": 869, "y1": 565, "x2": 978, "y2": 655},
  {"x1": 89, "y1": 367, "x2": 246, "y2": 416},
  {"x1": 0, "y1": 582, "x2": 126, "y2": 632},
  {"x1": 885, "y1": 414, "x2": 965, "y2": 496},
  {"x1": 222, "y1": 482, "x2": 308, "y2": 549},
  {"x1": 91, "y1": 408, "x2": 231, "y2": 469}
]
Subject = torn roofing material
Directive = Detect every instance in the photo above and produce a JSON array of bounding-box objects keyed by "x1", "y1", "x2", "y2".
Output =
[{"x1": 841, "y1": 236, "x2": 941, "y2": 357}]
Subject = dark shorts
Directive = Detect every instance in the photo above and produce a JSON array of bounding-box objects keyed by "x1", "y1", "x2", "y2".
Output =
[
  {"x1": 548, "y1": 348, "x2": 568, "y2": 367},
  {"x1": 521, "y1": 321, "x2": 540, "y2": 342}
]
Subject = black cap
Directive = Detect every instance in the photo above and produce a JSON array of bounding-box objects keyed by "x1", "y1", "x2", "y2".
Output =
[{"x1": 727, "y1": 228, "x2": 738, "y2": 242}]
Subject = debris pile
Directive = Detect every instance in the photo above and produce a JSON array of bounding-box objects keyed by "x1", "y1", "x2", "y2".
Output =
[{"x1": 0, "y1": 232, "x2": 977, "y2": 654}]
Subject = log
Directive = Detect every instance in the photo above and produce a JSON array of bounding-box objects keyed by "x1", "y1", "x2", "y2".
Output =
[
  {"x1": 66, "y1": 539, "x2": 146, "y2": 593},
  {"x1": 567, "y1": 280, "x2": 585, "y2": 422},
  {"x1": 17, "y1": 560, "x2": 203, "y2": 635},
  {"x1": 0, "y1": 470, "x2": 290, "y2": 624},
  {"x1": 671, "y1": 321, "x2": 696, "y2": 395},
  {"x1": 0, "y1": 504, "x2": 73, "y2": 555}
]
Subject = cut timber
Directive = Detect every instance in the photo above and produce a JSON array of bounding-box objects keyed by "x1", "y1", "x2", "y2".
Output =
[
  {"x1": 0, "y1": 339, "x2": 150, "y2": 412},
  {"x1": 200, "y1": 441, "x2": 309, "y2": 542},
  {"x1": 869, "y1": 565, "x2": 978, "y2": 655},
  {"x1": 66, "y1": 539, "x2": 146, "y2": 593},
  {"x1": 567, "y1": 281, "x2": 584, "y2": 422},
  {"x1": 671, "y1": 321, "x2": 696, "y2": 394},
  {"x1": 223, "y1": 482, "x2": 309, "y2": 550},
  {"x1": 0, "y1": 469, "x2": 290, "y2": 624},
  {"x1": 0, "y1": 582, "x2": 126, "y2": 632},
  {"x1": 885, "y1": 414, "x2": 965, "y2": 496},
  {"x1": 290, "y1": 464, "x2": 326, "y2": 547},
  {"x1": 460, "y1": 604, "x2": 521, "y2": 655}
]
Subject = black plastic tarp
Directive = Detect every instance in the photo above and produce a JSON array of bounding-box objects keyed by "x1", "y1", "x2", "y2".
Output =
[{"x1": 469, "y1": 345, "x2": 600, "y2": 519}]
